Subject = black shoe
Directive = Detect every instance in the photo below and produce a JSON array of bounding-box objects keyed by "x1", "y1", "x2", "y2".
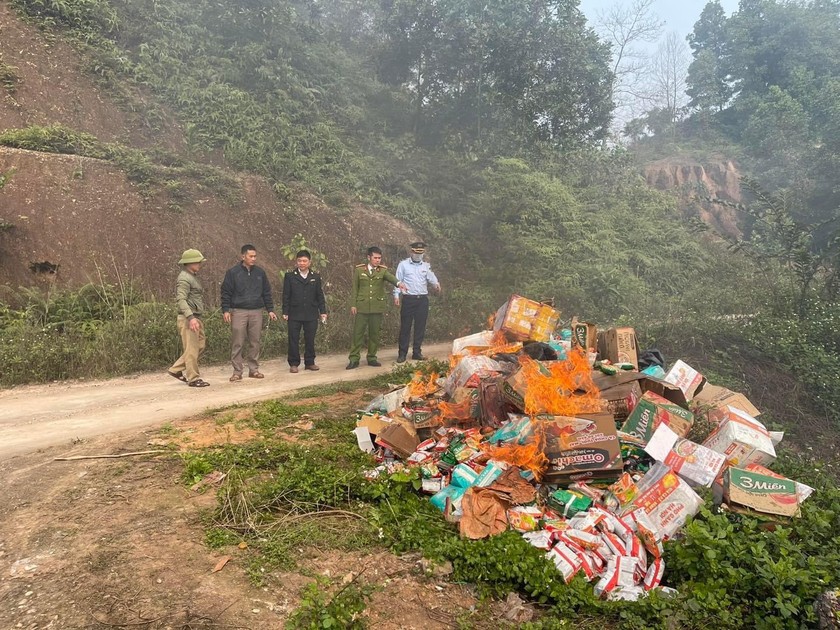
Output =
[
  {"x1": 346, "y1": 361, "x2": 359, "y2": 370},
  {"x1": 412, "y1": 353, "x2": 427, "y2": 361},
  {"x1": 397, "y1": 354, "x2": 407, "y2": 363},
  {"x1": 367, "y1": 359, "x2": 382, "y2": 367}
]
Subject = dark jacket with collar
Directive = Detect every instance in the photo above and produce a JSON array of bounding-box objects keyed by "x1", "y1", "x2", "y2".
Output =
[
  {"x1": 221, "y1": 263, "x2": 275, "y2": 312},
  {"x1": 282, "y1": 268, "x2": 327, "y2": 321}
]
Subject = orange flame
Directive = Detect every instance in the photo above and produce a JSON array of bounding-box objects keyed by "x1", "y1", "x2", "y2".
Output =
[
  {"x1": 438, "y1": 398, "x2": 474, "y2": 422},
  {"x1": 481, "y1": 438, "x2": 548, "y2": 480},
  {"x1": 406, "y1": 371, "x2": 440, "y2": 398},
  {"x1": 521, "y1": 350, "x2": 603, "y2": 417}
]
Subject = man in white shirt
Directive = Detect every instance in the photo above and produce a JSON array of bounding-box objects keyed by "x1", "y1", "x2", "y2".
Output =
[{"x1": 393, "y1": 241, "x2": 441, "y2": 363}]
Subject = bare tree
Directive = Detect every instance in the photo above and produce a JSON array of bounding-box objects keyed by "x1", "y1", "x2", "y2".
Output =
[
  {"x1": 650, "y1": 31, "x2": 691, "y2": 136},
  {"x1": 595, "y1": 0, "x2": 663, "y2": 133}
]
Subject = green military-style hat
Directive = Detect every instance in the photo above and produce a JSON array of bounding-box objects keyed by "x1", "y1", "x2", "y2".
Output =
[{"x1": 178, "y1": 248, "x2": 207, "y2": 264}]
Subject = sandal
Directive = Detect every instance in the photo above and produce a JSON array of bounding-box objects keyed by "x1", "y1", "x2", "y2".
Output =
[
  {"x1": 248, "y1": 371, "x2": 265, "y2": 379},
  {"x1": 230, "y1": 374, "x2": 243, "y2": 382},
  {"x1": 168, "y1": 370, "x2": 187, "y2": 383},
  {"x1": 188, "y1": 379, "x2": 210, "y2": 387}
]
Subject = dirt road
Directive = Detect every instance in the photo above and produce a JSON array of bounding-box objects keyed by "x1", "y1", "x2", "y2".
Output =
[{"x1": 0, "y1": 342, "x2": 451, "y2": 460}]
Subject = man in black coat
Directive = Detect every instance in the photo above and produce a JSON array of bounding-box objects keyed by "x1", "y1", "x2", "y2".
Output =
[{"x1": 282, "y1": 250, "x2": 328, "y2": 373}]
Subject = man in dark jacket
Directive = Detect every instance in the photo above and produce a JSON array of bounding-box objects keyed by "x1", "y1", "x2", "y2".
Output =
[
  {"x1": 282, "y1": 250, "x2": 327, "y2": 373},
  {"x1": 221, "y1": 244, "x2": 277, "y2": 381}
]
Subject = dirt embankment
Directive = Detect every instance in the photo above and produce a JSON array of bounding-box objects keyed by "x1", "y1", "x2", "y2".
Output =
[
  {"x1": 643, "y1": 158, "x2": 744, "y2": 239},
  {"x1": 0, "y1": 3, "x2": 422, "y2": 299},
  {"x1": 0, "y1": 146, "x2": 419, "y2": 300}
]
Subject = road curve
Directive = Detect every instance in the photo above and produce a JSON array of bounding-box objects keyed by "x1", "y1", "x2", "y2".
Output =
[{"x1": 0, "y1": 342, "x2": 451, "y2": 460}]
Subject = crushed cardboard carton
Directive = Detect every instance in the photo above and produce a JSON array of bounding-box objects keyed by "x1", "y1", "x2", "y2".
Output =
[
  {"x1": 702, "y1": 406, "x2": 776, "y2": 467},
  {"x1": 644, "y1": 424, "x2": 726, "y2": 487},
  {"x1": 692, "y1": 384, "x2": 760, "y2": 419},
  {"x1": 664, "y1": 360, "x2": 706, "y2": 401}
]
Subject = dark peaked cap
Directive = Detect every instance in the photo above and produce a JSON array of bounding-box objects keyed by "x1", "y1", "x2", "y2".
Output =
[{"x1": 410, "y1": 241, "x2": 426, "y2": 253}]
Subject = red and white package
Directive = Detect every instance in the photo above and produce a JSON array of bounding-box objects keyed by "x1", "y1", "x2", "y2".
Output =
[
  {"x1": 555, "y1": 532, "x2": 585, "y2": 553},
  {"x1": 585, "y1": 549, "x2": 606, "y2": 573},
  {"x1": 594, "y1": 556, "x2": 638, "y2": 598},
  {"x1": 643, "y1": 557, "x2": 665, "y2": 591},
  {"x1": 629, "y1": 508, "x2": 664, "y2": 559},
  {"x1": 546, "y1": 542, "x2": 583, "y2": 583},
  {"x1": 568, "y1": 510, "x2": 606, "y2": 533},
  {"x1": 607, "y1": 585, "x2": 646, "y2": 601},
  {"x1": 576, "y1": 550, "x2": 599, "y2": 580},
  {"x1": 522, "y1": 530, "x2": 554, "y2": 550},
  {"x1": 601, "y1": 530, "x2": 628, "y2": 556},
  {"x1": 565, "y1": 529, "x2": 604, "y2": 551}
]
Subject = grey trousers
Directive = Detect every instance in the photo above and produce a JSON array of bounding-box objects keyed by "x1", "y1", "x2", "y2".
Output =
[{"x1": 230, "y1": 309, "x2": 263, "y2": 374}]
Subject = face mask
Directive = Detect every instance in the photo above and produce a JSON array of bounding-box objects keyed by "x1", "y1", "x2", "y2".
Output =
[{"x1": 410, "y1": 253, "x2": 424, "y2": 263}]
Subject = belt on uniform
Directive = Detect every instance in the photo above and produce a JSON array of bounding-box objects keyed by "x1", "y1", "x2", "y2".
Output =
[{"x1": 402, "y1": 294, "x2": 428, "y2": 298}]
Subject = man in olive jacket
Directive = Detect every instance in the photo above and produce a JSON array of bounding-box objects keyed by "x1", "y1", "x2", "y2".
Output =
[
  {"x1": 347, "y1": 246, "x2": 406, "y2": 369},
  {"x1": 282, "y1": 250, "x2": 327, "y2": 373},
  {"x1": 167, "y1": 248, "x2": 210, "y2": 387}
]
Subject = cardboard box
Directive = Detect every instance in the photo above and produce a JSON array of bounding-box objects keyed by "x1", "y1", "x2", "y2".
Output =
[
  {"x1": 541, "y1": 412, "x2": 624, "y2": 484},
  {"x1": 493, "y1": 295, "x2": 561, "y2": 342},
  {"x1": 620, "y1": 390, "x2": 694, "y2": 445},
  {"x1": 445, "y1": 355, "x2": 505, "y2": 395},
  {"x1": 375, "y1": 423, "x2": 420, "y2": 458},
  {"x1": 644, "y1": 424, "x2": 726, "y2": 487},
  {"x1": 600, "y1": 380, "x2": 643, "y2": 424},
  {"x1": 702, "y1": 406, "x2": 776, "y2": 467},
  {"x1": 723, "y1": 467, "x2": 800, "y2": 517},
  {"x1": 501, "y1": 362, "x2": 551, "y2": 411},
  {"x1": 571, "y1": 318, "x2": 598, "y2": 352},
  {"x1": 591, "y1": 372, "x2": 689, "y2": 409},
  {"x1": 478, "y1": 376, "x2": 510, "y2": 428},
  {"x1": 452, "y1": 330, "x2": 495, "y2": 355},
  {"x1": 401, "y1": 401, "x2": 441, "y2": 429},
  {"x1": 356, "y1": 413, "x2": 393, "y2": 436},
  {"x1": 693, "y1": 384, "x2": 760, "y2": 420},
  {"x1": 599, "y1": 327, "x2": 639, "y2": 367},
  {"x1": 664, "y1": 360, "x2": 706, "y2": 401}
]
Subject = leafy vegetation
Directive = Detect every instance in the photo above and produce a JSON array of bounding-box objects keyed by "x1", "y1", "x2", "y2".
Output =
[{"x1": 0, "y1": 57, "x2": 20, "y2": 92}]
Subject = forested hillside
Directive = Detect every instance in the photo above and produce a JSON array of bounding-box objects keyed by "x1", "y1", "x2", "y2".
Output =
[{"x1": 0, "y1": 0, "x2": 760, "y2": 322}]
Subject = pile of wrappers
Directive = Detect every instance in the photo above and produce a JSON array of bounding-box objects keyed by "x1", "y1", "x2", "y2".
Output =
[{"x1": 354, "y1": 295, "x2": 813, "y2": 601}]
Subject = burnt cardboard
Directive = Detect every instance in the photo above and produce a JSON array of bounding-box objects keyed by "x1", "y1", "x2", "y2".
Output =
[
  {"x1": 599, "y1": 380, "x2": 643, "y2": 424},
  {"x1": 591, "y1": 372, "x2": 689, "y2": 409},
  {"x1": 478, "y1": 376, "x2": 511, "y2": 428}
]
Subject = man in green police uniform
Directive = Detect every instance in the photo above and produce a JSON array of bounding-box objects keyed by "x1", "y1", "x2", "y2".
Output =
[{"x1": 347, "y1": 246, "x2": 406, "y2": 369}]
